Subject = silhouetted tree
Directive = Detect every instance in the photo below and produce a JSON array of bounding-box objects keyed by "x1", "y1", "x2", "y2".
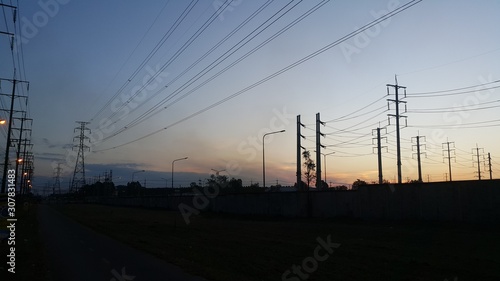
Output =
[
  {"x1": 79, "y1": 181, "x2": 115, "y2": 197},
  {"x1": 294, "y1": 180, "x2": 307, "y2": 191},
  {"x1": 120, "y1": 181, "x2": 143, "y2": 196},
  {"x1": 302, "y1": 150, "x2": 316, "y2": 190},
  {"x1": 318, "y1": 180, "x2": 329, "y2": 190},
  {"x1": 206, "y1": 174, "x2": 228, "y2": 188},
  {"x1": 352, "y1": 179, "x2": 367, "y2": 190},
  {"x1": 335, "y1": 185, "x2": 348, "y2": 190},
  {"x1": 228, "y1": 178, "x2": 243, "y2": 190},
  {"x1": 407, "y1": 179, "x2": 423, "y2": 184}
]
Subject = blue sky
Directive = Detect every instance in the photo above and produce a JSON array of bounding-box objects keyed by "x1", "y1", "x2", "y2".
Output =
[{"x1": 1, "y1": 0, "x2": 500, "y2": 192}]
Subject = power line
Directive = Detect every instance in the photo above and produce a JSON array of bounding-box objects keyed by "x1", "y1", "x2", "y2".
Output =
[
  {"x1": 408, "y1": 118, "x2": 500, "y2": 129},
  {"x1": 100, "y1": 0, "x2": 320, "y2": 142},
  {"x1": 399, "y1": 47, "x2": 500, "y2": 76},
  {"x1": 407, "y1": 84, "x2": 500, "y2": 98},
  {"x1": 324, "y1": 95, "x2": 387, "y2": 122},
  {"x1": 93, "y1": 0, "x2": 423, "y2": 151},
  {"x1": 104, "y1": 0, "x2": 225, "y2": 123},
  {"x1": 408, "y1": 101, "x2": 500, "y2": 113},
  {"x1": 89, "y1": 0, "x2": 200, "y2": 122},
  {"x1": 407, "y1": 79, "x2": 500, "y2": 95},
  {"x1": 89, "y1": 0, "x2": 172, "y2": 122}
]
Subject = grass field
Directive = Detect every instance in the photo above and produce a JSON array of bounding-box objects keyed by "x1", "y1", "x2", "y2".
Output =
[{"x1": 54, "y1": 203, "x2": 500, "y2": 281}]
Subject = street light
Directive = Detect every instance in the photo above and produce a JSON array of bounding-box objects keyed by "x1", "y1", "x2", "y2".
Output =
[
  {"x1": 161, "y1": 177, "x2": 170, "y2": 188},
  {"x1": 172, "y1": 157, "x2": 188, "y2": 188},
  {"x1": 314, "y1": 151, "x2": 335, "y2": 187},
  {"x1": 322, "y1": 152, "x2": 335, "y2": 186},
  {"x1": 262, "y1": 129, "x2": 285, "y2": 188},
  {"x1": 0, "y1": 119, "x2": 6, "y2": 125},
  {"x1": 131, "y1": 170, "x2": 145, "y2": 182}
]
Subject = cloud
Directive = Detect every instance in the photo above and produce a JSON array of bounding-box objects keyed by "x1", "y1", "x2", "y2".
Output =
[
  {"x1": 37, "y1": 137, "x2": 72, "y2": 149},
  {"x1": 34, "y1": 152, "x2": 65, "y2": 162}
]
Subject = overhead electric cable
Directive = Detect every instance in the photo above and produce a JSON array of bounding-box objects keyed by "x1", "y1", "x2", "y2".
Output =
[
  {"x1": 94, "y1": 0, "x2": 423, "y2": 151},
  {"x1": 89, "y1": 0, "x2": 198, "y2": 122}
]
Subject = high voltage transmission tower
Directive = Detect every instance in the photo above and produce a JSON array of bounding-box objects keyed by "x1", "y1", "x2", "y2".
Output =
[
  {"x1": 472, "y1": 144, "x2": 484, "y2": 180},
  {"x1": 487, "y1": 153, "x2": 493, "y2": 180},
  {"x1": 315, "y1": 113, "x2": 325, "y2": 188},
  {"x1": 387, "y1": 77, "x2": 407, "y2": 184},
  {"x1": 71, "y1": 121, "x2": 91, "y2": 192},
  {"x1": 13, "y1": 115, "x2": 33, "y2": 194},
  {"x1": 296, "y1": 115, "x2": 305, "y2": 189},
  {"x1": 0, "y1": 3, "x2": 34, "y2": 194},
  {"x1": 442, "y1": 140, "x2": 455, "y2": 182},
  {"x1": 372, "y1": 127, "x2": 387, "y2": 184},
  {"x1": 412, "y1": 134, "x2": 426, "y2": 182},
  {"x1": 0, "y1": 78, "x2": 29, "y2": 193},
  {"x1": 53, "y1": 163, "x2": 62, "y2": 195}
]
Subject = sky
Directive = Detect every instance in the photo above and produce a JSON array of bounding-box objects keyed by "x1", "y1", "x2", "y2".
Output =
[{"x1": 1, "y1": 0, "x2": 500, "y2": 193}]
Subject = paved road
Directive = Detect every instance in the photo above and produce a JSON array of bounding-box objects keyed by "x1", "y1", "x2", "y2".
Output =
[{"x1": 38, "y1": 204, "x2": 207, "y2": 281}]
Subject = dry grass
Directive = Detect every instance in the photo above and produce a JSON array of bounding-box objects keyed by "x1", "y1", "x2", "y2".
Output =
[{"x1": 55, "y1": 203, "x2": 500, "y2": 281}]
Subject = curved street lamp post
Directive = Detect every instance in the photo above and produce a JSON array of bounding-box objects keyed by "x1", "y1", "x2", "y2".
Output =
[
  {"x1": 172, "y1": 157, "x2": 188, "y2": 188},
  {"x1": 131, "y1": 170, "x2": 145, "y2": 182},
  {"x1": 262, "y1": 130, "x2": 285, "y2": 188}
]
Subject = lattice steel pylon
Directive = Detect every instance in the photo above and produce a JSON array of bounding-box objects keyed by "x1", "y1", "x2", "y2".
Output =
[
  {"x1": 53, "y1": 163, "x2": 62, "y2": 195},
  {"x1": 70, "y1": 121, "x2": 90, "y2": 192}
]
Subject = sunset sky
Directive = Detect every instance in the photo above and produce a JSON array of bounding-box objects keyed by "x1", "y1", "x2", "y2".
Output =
[{"x1": 1, "y1": 0, "x2": 500, "y2": 192}]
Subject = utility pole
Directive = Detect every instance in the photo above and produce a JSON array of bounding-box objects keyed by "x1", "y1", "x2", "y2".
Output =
[
  {"x1": 487, "y1": 153, "x2": 492, "y2": 180},
  {"x1": 472, "y1": 144, "x2": 484, "y2": 180},
  {"x1": 387, "y1": 76, "x2": 407, "y2": 184},
  {"x1": 315, "y1": 113, "x2": 325, "y2": 188},
  {"x1": 71, "y1": 121, "x2": 91, "y2": 192},
  {"x1": 296, "y1": 115, "x2": 305, "y2": 189},
  {"x1": 372, "y1": 127, "x2": 387, "y2": 184},
  {"x1": 412, "y1": 134, "x2": 426, "y2": 182},
  {"x1": 442, "y1": 140, "x2": 455, "y2": 182}
]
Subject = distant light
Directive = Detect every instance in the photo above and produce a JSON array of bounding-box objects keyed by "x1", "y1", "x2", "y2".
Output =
[
  {"x1": 17, "y1": 158, "x2": 23, "y2": 162},
  {"x1": 0, "y1": 119, "x2": 6, "y2": 125}
]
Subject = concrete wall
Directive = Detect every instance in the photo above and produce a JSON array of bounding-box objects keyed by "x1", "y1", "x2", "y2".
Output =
[
  {"x1": 98, "y1": 180, "x2": 500, "y2": 223},
  {"x1": 355, "y1": 180, "x2": 500, "y2": 223}
]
